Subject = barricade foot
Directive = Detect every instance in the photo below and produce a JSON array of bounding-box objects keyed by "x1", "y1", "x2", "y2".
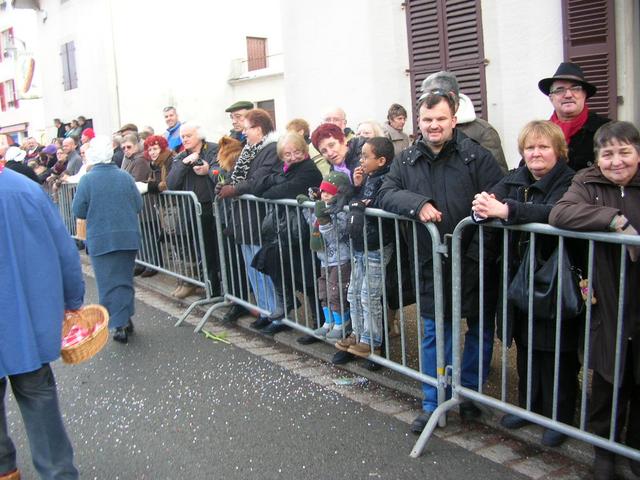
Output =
[
  {"x1": 194, "y1": 301, "x2": 228, "y2": 333},
  {"x1": 174, "y1": 296, "x2": 223, "y2": 327},
  {"x1": 410, "y1": 398, "x2": 460, "y2": 458}
]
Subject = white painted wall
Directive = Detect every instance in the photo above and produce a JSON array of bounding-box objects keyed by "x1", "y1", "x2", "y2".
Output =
[
  {"x1": 280, "y1": 0, "x2": 414, "y2": 134},
  {"x1": 481, "y1": 0, "x2": 565, "y2": 168},
  {"x1": 34, "y1": 0, "x2": 285, "y2": 141}
]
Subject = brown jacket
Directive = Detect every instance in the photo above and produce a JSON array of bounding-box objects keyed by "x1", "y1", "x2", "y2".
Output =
[
  {"x1": 147, "y1": 150, "x2": 174, "y2": 193},
  {"x1": 549, "y1": 166, "x2": 640, "y2": 385}
]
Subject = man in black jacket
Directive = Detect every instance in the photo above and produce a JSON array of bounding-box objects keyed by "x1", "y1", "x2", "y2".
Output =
[
  {"x1": 378, "y1": 91, "x2": 503, "y2": 433},
  {"x1": 538, "y1": 62, "x2": 610, "y2": 172}
]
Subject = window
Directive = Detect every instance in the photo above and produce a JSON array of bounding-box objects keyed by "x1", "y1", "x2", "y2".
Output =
[
  {"x1": 2, "y1": 80, "x2": 18, "y2": 109},
  {"x1": 257, "y1": 99, "x2": 276, "y2": 128},
  {"x1": 246, "y1": 37, "x2": 267, "y2": 71},
  {"x1": 60, "y1": 41, "x2": 77, "y2": 90},
  {"x1": 405, "y1": 0, "x2": 487, "y2": 126},
  {"x1": 0, "y1": 28, "x2": 14, "y2": 63},
  {"x1": 562, "y1": 0, "x2": 617, "y2": 119}
]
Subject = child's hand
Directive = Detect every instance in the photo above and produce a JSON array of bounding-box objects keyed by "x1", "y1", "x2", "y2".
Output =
[
  {"x1": 353, "y1": 166, "x2": 365, "y2": 187},
  {"x1": 296, "y1": 194, "x2": 310, "y2": 205}
]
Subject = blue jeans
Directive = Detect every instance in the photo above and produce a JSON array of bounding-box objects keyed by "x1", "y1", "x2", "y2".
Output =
[
  {"x1": 421, "y1": 315, "x2": 494, "y2": 412},
  {"x1": 240, "y1": 244, "x2": 276, "y2": 315},
  {"x1": 347, "y1": 246, "x2": 392, "y2": 347},
  {"x1": 0, "y1": 364, "x2": 78, "y2": 479}
]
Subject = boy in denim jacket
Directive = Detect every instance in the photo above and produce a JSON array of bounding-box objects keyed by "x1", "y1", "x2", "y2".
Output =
[{"x1": 337, "y1": 137, "x2": 395, "y2": 357}]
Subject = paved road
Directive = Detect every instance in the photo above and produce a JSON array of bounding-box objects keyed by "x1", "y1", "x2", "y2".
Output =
[{"x1": 5, "y1": 277, "x2": 526, "y2": 480}]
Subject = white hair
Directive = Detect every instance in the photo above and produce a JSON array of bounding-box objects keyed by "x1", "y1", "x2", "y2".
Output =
[{"x1": 179, "y1": 121, "x2": 206, "y2": 140}]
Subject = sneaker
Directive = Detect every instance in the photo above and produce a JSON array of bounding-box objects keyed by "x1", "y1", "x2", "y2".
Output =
[
  {"x1": 140, "y1": 268, "x2": 158, "y2": 278},
  {"x1": 410, "y1": 411, "x2": 432, "y2": 434},
  {"x1": 541, "y1": 428, "x2": 567, "y2": 447},
  {"x1": 326, "y1": 326, "x2": 346, "y2": 340},
  {"x1": 174, "y1": 284, "x2": 197, "y2": 299},
  {"x1": 221, "y1": 304, "x2": 249, "y2": 325},
  {"x1": 348, "y1": 342, "x2": 380, "y2": 358},
  {"x1": 331, "y1": 350, "x2": 355, "y2": 365},
  {"x1": 500, "y1": 414, "x2": 530, "y2": 430},
  {"x1": 313, "y1": 323, "x2": 333, "y2": 338},
  {"x1": 250, "y1": 316, "x2": 271, "y2": 330},
  {"x1": 296, "y1": 334, "x2": 319, "y2": 345},
  {"x1": 335, "y1": 333, "x2": 357, "y2": 352}
]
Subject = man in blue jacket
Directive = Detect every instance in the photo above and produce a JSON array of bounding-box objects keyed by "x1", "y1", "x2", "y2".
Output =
[{"x1": 0, "y1": 165, "x2": 84, "y2": 479}]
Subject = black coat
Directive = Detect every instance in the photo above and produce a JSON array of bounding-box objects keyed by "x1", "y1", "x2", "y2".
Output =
[
  {"x1": 479, "y1": 161, "x2": 577, "y2": 351},
  {"x1": 378, "y1": 129, "x2": 504, "y2": 318},
  {"x1": 166, "y1": 141, "x2": 219, "y2": 203},
  {"x1": 254, "y1": 157, "x2": 322, "y2": 200},
  {"x1": 230, "y1": 141, "x2": 280, "y2": 245},
  {"x1": 566, "y1": 111, "x2": 610, "y2": 172}
]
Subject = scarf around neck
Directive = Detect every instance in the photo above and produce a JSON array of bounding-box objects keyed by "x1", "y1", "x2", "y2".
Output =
[
  {"x1": 550, "y1": 105, "x2": 589, "y2": 144},
  {"x1": 231, "y1": 138, "x2": 265, "y2": 184}
]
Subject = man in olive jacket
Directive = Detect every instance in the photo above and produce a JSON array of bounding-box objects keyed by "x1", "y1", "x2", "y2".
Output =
[{"x1": 378, "y1": 91, "x2": 503, "y2": 434}]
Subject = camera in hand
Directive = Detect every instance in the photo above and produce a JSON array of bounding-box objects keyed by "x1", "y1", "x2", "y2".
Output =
[{"x1": 194, "y1": 158, "x2": 204, "y2": 166}]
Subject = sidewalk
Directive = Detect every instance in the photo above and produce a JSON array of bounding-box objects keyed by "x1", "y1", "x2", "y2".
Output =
[{"x1": 116, "y1": 261, "x2": 638, "y2": 480}]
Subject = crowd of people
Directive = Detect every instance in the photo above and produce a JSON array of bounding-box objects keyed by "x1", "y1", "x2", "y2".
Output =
[{"x1": 1, "y1": 62, "x2": 639, "y2": 480}]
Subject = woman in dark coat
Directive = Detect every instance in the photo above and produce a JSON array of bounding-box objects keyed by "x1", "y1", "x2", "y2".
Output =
[
  {"x1": 472, "y1": 120, "x2": 576, "y2": 447},
  {"x1": 251, "y1": 132, "x2": 323, "y2": 334},
  {"x1": 216, "y1": 108, "x2": 280, "y2": 327},
  {"x1": 72, "y1": 135, "x2": 143, "y2": 343},
  {"x1": 550, "y1": 121, "x2": 640, "y2": 479}
]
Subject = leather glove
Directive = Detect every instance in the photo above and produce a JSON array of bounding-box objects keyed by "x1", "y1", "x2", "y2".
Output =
[
  {"x1": 315, "y1": 201, "x2": 331, "y2": 225},
  {"x1": 216, "y1": 185, "x2": 237, "y2": 199}
]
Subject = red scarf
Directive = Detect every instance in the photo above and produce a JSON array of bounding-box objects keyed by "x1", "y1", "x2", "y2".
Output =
[{"x1": 550, "y1": 105, "x2": 589, "y2": 143}]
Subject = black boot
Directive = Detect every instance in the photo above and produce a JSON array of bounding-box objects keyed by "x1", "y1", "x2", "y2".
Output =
[
  {"x1": 221, "y1": 304, "x2": 249, "y2": 325},
  {"x1": 125, "y1": 319, "x2": 134, "y2": 334},
  {"x1": 113, "y1": 327, "x2": 128, "y2": 344}
]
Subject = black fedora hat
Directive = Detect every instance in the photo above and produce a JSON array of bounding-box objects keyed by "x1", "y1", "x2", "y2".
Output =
[{"x1": 538, "y1": 62, "x2": 597, "y2": 98}]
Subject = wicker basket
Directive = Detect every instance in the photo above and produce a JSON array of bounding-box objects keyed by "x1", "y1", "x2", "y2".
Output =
[{"x1": 61, "y1": 304, "x2": 109, "y2": 364}]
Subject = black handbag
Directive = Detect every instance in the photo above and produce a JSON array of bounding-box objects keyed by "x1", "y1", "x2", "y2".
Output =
[{"x1": 507, "y1": 244, "x2": 584, "y2": 320}]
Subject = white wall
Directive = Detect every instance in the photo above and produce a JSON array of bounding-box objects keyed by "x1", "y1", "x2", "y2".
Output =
[
  {"x1": 281, "y1": 0, "x2": 414, "y2": 133},
  {"x1": 481, "y1": 0, "x2": 564, "y2": 168}
]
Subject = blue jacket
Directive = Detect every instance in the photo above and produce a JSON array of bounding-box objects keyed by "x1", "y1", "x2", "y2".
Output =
[
  {"x1": 165, "y1": 122, "x2": 183, "y2": 151},
  {"x1": 0, "y1": 168, "x2": 85, "y2": 377},
  {"x1": 72, "y1": 163, "x2": 143, "y2": 256}
]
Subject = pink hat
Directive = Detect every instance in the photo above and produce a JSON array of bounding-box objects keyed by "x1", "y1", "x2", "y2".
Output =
[{"x1": 81, "y1": 128, "x2": 95, "y2": 139}]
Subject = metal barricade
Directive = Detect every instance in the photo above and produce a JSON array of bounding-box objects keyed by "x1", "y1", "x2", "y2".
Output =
[
  {"x1": 56, "y1": 183, "x2": 79, "y2": 239},
  {"x1": 412, "y1": 216, "x2": 640, "y2": 462},
  {"x1": 53, "y1": 184, "x2": 217, "y2": 316},
  {"x1": 199, "y1": 194, "x2": 450, "y2": 430}
]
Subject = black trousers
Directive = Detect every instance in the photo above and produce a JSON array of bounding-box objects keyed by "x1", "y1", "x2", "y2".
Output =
[
  {"x1": 201, "y1": 202, "x2": 221, "y2": 296},
  {"x1": 515, "y1": 344, "x2": 580, "y2": 425},
  {"x1": 590, "y1": 341, "x2": 640, "y2": 448}
]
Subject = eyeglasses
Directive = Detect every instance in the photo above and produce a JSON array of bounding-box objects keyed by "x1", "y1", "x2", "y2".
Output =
[{"x1": 549, "y1": 85, "x2": 583, "y2": 96}]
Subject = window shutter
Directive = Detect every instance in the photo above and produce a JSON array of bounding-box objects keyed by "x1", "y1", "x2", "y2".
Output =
[
  {"x1": 10, "y1": 79, "x2": 18, "y2": 109},
  {"x1": 60, "y1": 43, "x2": 70, "y2": 90},
  {"x1": 562, "y1": 0, "x2": 616, "y2": 118},
  {"x1": 406, "y1": 0, "x2": 487, "y2": 129},
  {"x1": 67, "y1": 41, "x2": 77, "y2": 89},
  {"x1": 0, "y1": 83, "x2": 6, "y2": 111},
  {"x1": 246, "y1": 37, "x2": 267, "y2": 71}
]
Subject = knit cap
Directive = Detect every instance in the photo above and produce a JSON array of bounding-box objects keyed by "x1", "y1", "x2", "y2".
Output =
[{"x1": 319, "y1": 171, "x2": 350, "y2": 195}]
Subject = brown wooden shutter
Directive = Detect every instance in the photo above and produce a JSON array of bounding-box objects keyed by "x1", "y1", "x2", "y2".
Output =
[
  {"x1": 0, "y1": 83, "x2": 6, "y2": 111},
  {"x1": 257, "y1": 99, "x2": 276, "y2": 129},
  {"x1": 405, "y1": 0, "x2": 487, "y2": 128},
  {"x1": 562, "y1": 0, "x2": 616, "y2": 118},
  {"x1": 246, "y1": 37, "x2": 267, "y2": 71}
]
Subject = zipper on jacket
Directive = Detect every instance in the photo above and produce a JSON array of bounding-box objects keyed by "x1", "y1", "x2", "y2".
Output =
[
  {"x1": 620, "y1": 185, "x2": 625, "y2": 198},
  {"x1": 523, "y1": 187, "x2": 530, "y2": 203}
]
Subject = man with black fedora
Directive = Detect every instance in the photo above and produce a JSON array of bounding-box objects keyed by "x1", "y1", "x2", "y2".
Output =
[{"x1": 539, "y1": 61, "x2": 610, "y2": 172}]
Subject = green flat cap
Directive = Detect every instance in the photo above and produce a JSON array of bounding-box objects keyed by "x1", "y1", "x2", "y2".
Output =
[{"x1": 225, "y1": 101, "x2": 254, "y2": 112}]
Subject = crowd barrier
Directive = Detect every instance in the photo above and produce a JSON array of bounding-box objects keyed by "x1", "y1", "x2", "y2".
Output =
[
  {"x1": 55, "y1": 182, "x2": 640, "y2": 462},
  {"x1": 192, "y1": 194, "x2": 450, "y2": 427},
  {"x1": 55, "y1": 184, "x2": 216, "y2": 315},
  {"x1": 412, "y1": 217, "x2": 640, "y2": 462}
]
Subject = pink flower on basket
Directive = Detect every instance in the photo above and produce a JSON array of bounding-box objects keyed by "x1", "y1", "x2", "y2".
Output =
[{"x1": 62, "y1": 320, "x2": 103, "y2": 349}]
